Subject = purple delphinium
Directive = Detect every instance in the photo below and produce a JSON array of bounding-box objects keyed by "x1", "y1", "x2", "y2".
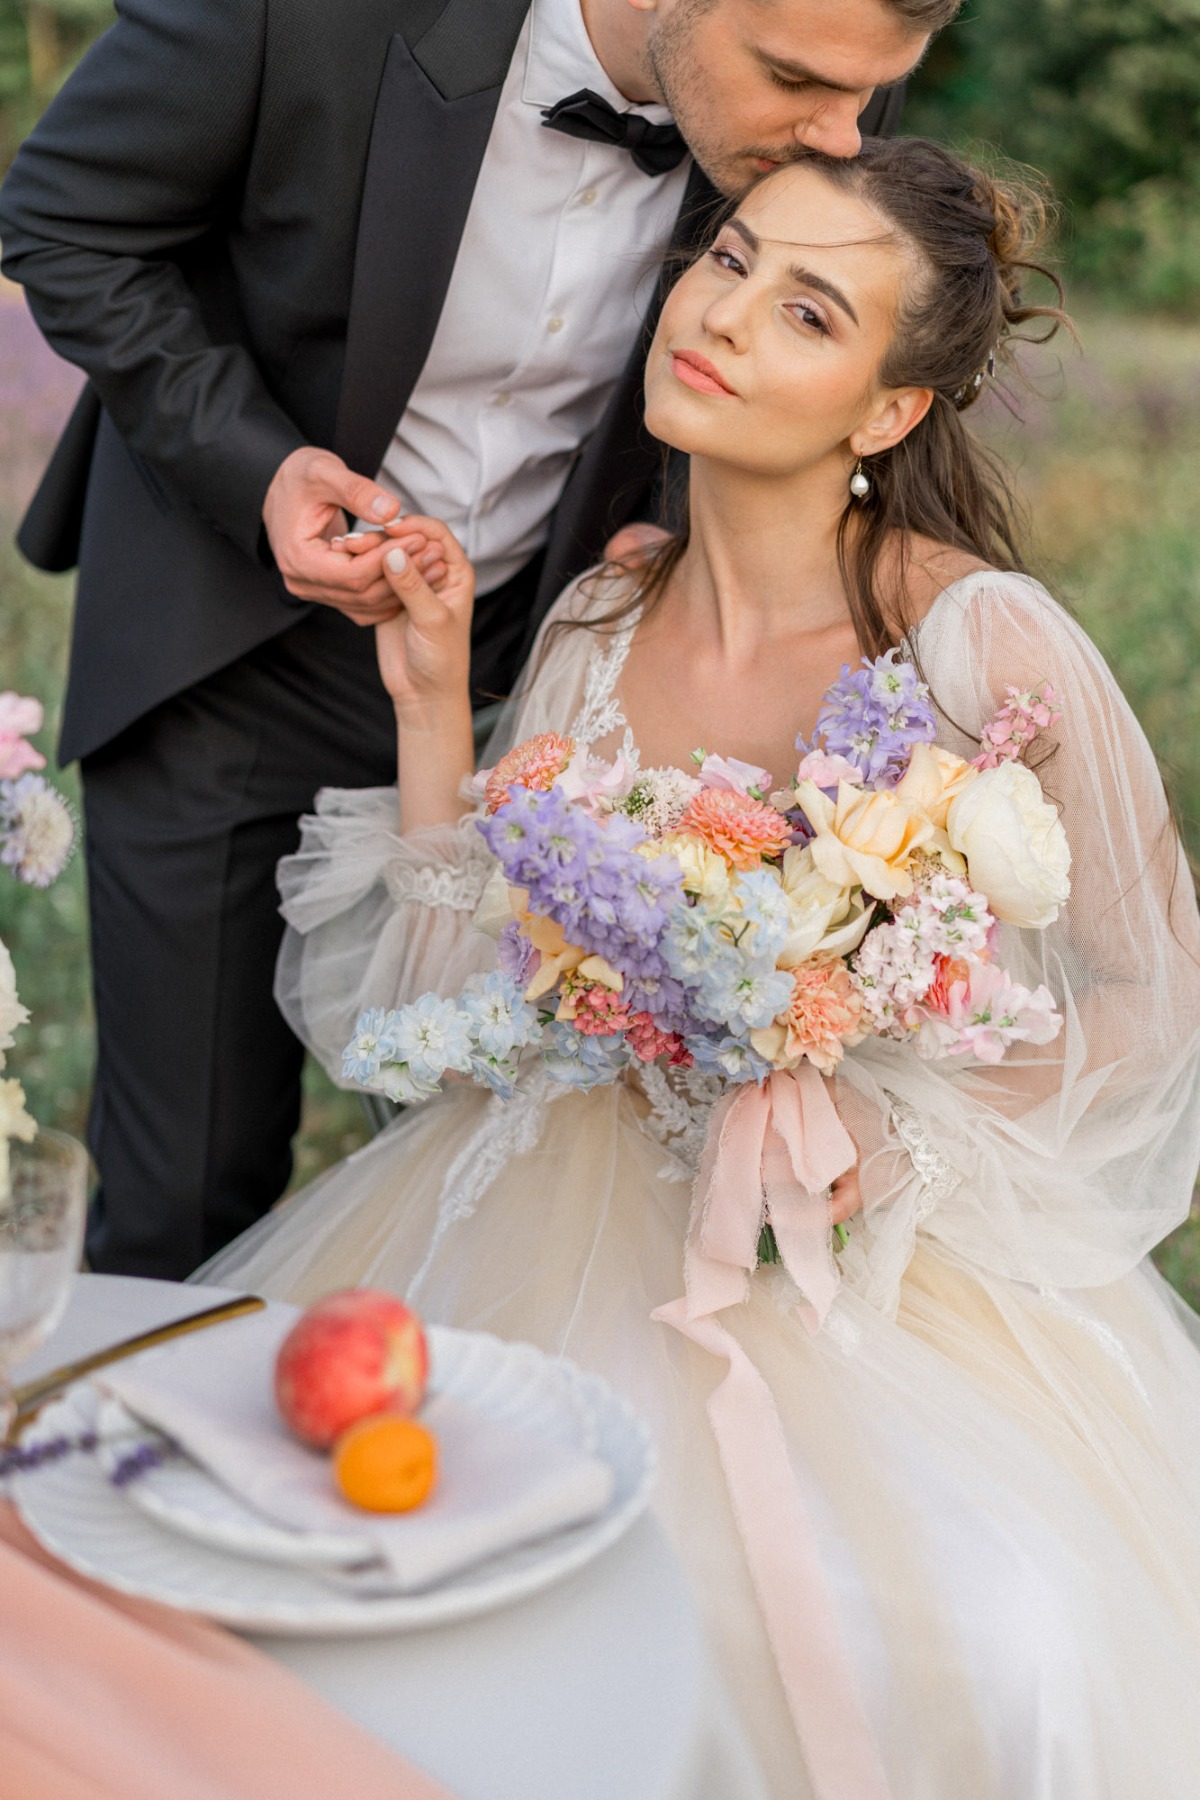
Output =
[
  {"x1": 799, "y1": 650, "x2": 936, "y2": 789},
  {"x1": 496, "y1": 918, "x2": 537, "y2": 986},
  {"x1": 477, "y1": 786, "x2": 682, "y2": 989}
]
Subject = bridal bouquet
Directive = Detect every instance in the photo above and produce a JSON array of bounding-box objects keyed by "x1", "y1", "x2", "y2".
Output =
[{"x1": 343, "y1": 652, "x2": 1069, "y2": 1108}]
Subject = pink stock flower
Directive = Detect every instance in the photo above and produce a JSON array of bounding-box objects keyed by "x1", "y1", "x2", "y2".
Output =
[
  {"x1": 484, "y1": 733, "x2": 576, "y2": 814},
  {"x1": 0, "y1": 693, "x2": 47, "y2": 780},
  {"x1": 625, "y1": 1011, "x2": 692, "y2": 1066},
  {"x1": 971, "y1": 684, "x2": 1062, "y2": 771},
  {"x1": 678, "y1": 788, "x2": 793, "y2": 870},
  {"x1": 570, "y1": 985, "x2": 633, "y2": 1036},
  {"x1": 911, "y1": 959, "x2": 1062, "y2": 1063}
]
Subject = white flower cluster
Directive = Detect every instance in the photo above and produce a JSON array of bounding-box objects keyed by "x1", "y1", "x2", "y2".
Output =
[
  {"x1": 851, "y1": 874, "x2": 995, "y2": 1035},
  {"x1": 0, "y1": 774, "x2": 75, "y2": 888},
  {"x1": 618, "y1": 766, "x2": 700, "y2": 839}
]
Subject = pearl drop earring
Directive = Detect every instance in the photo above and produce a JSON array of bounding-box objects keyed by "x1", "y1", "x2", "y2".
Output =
[{"x1": 849, "y1": 457, "x2": 871, "y2": 500}]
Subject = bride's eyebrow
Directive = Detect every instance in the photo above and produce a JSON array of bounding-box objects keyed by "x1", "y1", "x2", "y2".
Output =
[{"x1": 726, "y1": 217, "x2": 861, "y2": 327}]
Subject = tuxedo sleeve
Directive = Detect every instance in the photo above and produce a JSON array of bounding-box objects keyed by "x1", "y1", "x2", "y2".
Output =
[{"x1": 0, "y1": 0, "x2": 305, "y2": 560}]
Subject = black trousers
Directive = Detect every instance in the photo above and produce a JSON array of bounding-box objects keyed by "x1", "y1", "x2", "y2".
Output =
[{"x1": 81, "y1": 557, "x2": 541, "y2": 1279}]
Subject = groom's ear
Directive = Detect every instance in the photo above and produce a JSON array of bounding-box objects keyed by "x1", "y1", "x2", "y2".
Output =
[{"x1": 855, "y1": 386, "x2": 935, "y2": 458}]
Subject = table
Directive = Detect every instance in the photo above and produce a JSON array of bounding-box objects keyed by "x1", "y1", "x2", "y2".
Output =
[{"x1": 12, "y1": 1275, "x2": 766, "y2": 1800}]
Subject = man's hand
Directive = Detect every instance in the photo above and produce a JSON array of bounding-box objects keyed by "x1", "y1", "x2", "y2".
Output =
[{"x1": 262, "y1": 446, "x2": 408, "y2": 623}]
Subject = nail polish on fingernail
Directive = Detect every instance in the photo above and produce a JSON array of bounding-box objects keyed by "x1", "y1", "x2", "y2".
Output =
[
  {"x1": 370, "y1": 496, "x2": 393, "y2": 519},
  {"x1": 386, "y1": 548, "x2": 407, "y2": 573}
]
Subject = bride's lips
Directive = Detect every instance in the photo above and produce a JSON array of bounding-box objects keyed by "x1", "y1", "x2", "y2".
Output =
[{"x1": 670, "y1": 349, "x2": 738, "y2": 397}]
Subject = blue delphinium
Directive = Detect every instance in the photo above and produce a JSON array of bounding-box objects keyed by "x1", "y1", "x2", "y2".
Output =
[
  {"x1": 342, "y1": 1008, "x2": 398, "y2": 1087},
  {"x1": 800, "y1": 649, "x2": 935, "y2": 788},
  {"x1": 389, "y1": 993, "x2": 475, "y2": 1086},
  {"x1": 685, "y1": 1030, "x2": 773, "y2": 1085},
  {"x1": 542, "y1": 1022, "x2": 631, "y2": 1089}
]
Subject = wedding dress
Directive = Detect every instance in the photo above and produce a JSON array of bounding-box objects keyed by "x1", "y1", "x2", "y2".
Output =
[{"x1": 201, "y1": 567, "x2": 1200, "y2": 1799}]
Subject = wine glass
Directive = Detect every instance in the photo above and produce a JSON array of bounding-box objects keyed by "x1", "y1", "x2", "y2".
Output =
[{"x1": 0, "y1": 1130, "x2": 89, "y2": 1439}]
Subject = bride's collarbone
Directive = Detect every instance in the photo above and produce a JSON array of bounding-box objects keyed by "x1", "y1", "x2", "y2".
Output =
[{"x1": 618, "y1": 625, "x2": 860, "y2": 785}]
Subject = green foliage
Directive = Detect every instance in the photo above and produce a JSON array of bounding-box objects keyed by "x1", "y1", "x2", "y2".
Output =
[
  {"x1": 0, "y1": 0, "x2": 113, "y2": 164},
  {"x1": 907, "y1": 0, "x2": 1200, "y2": 309}
]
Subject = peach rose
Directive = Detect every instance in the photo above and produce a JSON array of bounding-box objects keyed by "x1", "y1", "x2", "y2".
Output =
[
  {"x1": 893, "y1": 742, "x2": 978, "y2": 832},
  {"x1": 795, "y1": 779, "x2": 934, "y2": 902}
]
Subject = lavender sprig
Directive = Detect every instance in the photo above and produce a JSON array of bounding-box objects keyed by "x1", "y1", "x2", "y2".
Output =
[{"x1": 0, "y1": 1429, "x2": 98, "y2": 1476}]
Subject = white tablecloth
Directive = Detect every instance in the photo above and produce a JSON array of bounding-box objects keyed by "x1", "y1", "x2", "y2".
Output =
[{"x1": 14, "y1": 1275, "x2": 766, "y2": 1800}]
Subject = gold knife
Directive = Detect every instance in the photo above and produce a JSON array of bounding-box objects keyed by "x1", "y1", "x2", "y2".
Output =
[{"x1": 8, "y1": 1294, "x2": 266, "y2": 1436}]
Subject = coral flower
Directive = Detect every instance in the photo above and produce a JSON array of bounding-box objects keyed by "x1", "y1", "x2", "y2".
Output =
[
  {"x1": 751, "y1": 960, "x2": 866, "y2": 1075},
  {"x1": 678, "y1": 788, "x2": 792, "y2": 870},
  {"x1": 484, "y1": 733, "x2": 576, "y2": 814}
]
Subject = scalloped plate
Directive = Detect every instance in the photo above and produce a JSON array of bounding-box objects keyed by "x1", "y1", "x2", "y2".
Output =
[{"x1": 11, "y1": 1324, "x2": 655, "y2": 1636}]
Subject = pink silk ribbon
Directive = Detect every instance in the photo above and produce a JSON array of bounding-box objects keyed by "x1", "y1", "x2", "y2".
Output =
[{"x1": 653, "y1": 1064, "x2": 894, "y2": 1800}]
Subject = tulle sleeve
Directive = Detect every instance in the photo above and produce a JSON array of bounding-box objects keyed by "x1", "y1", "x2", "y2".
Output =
[
  {"x1": 840, "y1": 571, "x2": 1200, "y2": 1305},
  {"x1": 273, "y1": 570, "x2": 629, "y2": 1081}
]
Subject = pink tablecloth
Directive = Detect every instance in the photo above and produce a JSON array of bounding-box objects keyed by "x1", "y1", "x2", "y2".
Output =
[{"x1": 0, "y1": 1499, "x2": 454, "y2": 1800}]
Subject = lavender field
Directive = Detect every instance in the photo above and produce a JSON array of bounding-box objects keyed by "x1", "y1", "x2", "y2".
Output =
[{"x1": 1, "y1": 277, "x2": 1199, "y2": 1295}]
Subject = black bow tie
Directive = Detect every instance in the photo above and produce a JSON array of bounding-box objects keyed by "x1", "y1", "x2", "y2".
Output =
[{"x1": 541, "y1": 88, "x2": 687, "y2": 177}]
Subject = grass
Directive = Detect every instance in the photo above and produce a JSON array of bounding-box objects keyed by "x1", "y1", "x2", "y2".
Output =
[{"x1": 1, "y1": 283, "x2": 1198, "y2": 1298}]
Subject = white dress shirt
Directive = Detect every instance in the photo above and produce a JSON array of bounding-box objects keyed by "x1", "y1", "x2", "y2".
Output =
[{"x1": 373, "y1": 0, "x2": 691, "y2": 593}]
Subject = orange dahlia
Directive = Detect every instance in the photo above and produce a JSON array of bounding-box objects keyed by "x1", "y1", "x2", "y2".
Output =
[
  {"x1": 484, "y1": 733, "x2": 576, "y2": 814},
  {"x1": 678, "y1": 788, "x2": 792, "y2": 869}
]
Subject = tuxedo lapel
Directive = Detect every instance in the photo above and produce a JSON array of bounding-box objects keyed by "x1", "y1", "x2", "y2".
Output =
[{"x1": 334, "y1": 0, "x2": 528, "y2": 478}]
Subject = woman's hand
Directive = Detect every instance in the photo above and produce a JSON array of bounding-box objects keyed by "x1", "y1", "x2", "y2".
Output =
[
  {"x1": 369, "y1": 516, "x2": 474, "y2": 722},
  {"x1": 829, "y1": 1165, "x2": 864, "y2": 1227}
]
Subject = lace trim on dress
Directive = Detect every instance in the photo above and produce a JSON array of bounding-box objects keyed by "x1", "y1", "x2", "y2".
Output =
[
  {"x1": 383, "y1": 859, "x2": 493, "y2": 912},
  {"x1": 887, "y1": 1095, "x2": 962, "y2": 1221},
  {"x1": 405, "y1": 1067, "x2": 555, "y2": 1305},
  {"x1": 569, "y1": 615, "x2": 640, "y2": 756},
  {"x1": 637, "y1": 1060, "x2": 726, "y2": 1181}
]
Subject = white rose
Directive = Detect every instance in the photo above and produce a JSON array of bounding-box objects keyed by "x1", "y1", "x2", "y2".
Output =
[
  {"x1": 776, "y1": 846, "x2": 872, "y2": 966},
  {"x1": 946, "y1": 761, "x2": 1071, "y2": 928}
]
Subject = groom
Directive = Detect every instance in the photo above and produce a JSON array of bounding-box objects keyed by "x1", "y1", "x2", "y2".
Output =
[{"x1": 0, "y1": 0, "x2": 951, "y2": 1279}]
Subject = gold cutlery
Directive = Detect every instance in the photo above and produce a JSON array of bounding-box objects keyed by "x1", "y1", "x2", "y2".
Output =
[{"x1": 8, "y1": 1294, "x2": 266, "y2": 1438}]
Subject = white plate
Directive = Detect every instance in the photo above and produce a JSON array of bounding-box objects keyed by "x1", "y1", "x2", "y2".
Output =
[
  {"x1": 94, "y1": 1326, "x2": 601, "y2": 1574},
  {"x1": 11, "y1": 1326, "x2": 655, "y2": 1636}
]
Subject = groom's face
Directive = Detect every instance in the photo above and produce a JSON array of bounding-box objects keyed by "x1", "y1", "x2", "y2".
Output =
[{"x1": 645, "y1": 0, "x2": 930, "y2": 195}]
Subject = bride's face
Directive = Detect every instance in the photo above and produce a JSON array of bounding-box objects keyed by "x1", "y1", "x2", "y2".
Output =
[{"x1": 644, "y1": 163, "x2": 922, "y2": 478}]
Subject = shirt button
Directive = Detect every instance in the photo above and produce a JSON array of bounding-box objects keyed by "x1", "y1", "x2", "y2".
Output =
[
  {"x1": 579, "y1": 187, "x2": 598, "y2": 206},
  {"x1": 478, "y1": 496, "x2": 493, "y2": 515},
  {"x1": 493, "y1": 391, "x2": 512, "y2": 407},
  {"x1": 547, "y1": 316, "x2": 565, "y2": 334}
]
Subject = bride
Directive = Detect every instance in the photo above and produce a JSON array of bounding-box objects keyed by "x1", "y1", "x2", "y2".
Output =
[{"x1": 202, "y1": 138, "x2": 1200, "y2": 1797}]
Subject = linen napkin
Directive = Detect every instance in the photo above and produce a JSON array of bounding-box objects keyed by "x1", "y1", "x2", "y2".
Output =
[
  {"x1": 97, "y1": 1306, "x2": 615, "y2": 1594},
  {"x1": 0, "y1": 1500, "x2": 457, "y2": 1800}
]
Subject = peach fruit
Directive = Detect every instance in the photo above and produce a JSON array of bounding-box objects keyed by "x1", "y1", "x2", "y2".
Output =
[
  {"x1": 334, "y1": 1415, "x2": 439, "y2": 1513},
  {"x1": 274, "y1": 1289, "x2": 428, "y2": 1449}
]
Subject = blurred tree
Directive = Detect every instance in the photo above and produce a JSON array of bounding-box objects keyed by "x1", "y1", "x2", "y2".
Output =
[
  {"x1": 907, "y1": 0, "x2": 1200, "y2": 309},
  {"x1": 0, "y1": 0, "x2": 112, "y2": 165}
]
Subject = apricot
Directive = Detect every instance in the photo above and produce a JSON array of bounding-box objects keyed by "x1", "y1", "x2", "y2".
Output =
[{"x1": 333, "y1": 1414, "x2": 439, "y2": 1513}]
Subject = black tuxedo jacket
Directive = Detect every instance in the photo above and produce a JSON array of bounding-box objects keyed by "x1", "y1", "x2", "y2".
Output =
[{"x1": 0, "y1": 0, "x2": 902, "y2": 763}]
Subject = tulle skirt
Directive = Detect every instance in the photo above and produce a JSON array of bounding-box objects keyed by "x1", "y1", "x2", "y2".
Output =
[{"x1": 199, "y1": 1082, "x2": 1200, "y2": 1798}]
